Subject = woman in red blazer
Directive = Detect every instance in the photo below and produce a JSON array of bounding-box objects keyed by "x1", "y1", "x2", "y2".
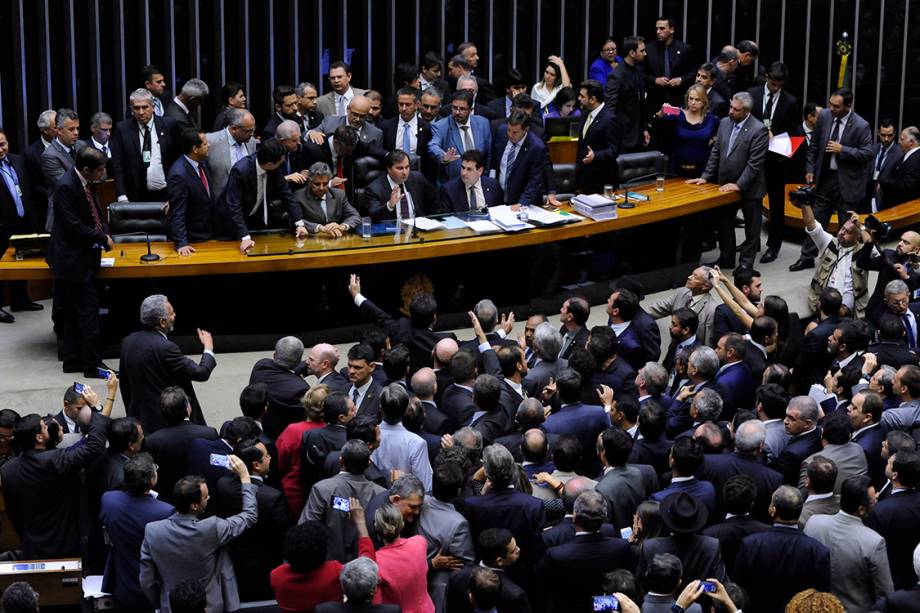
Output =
[{"x1": 373, "y1": 503, "x2": 436, "y2": 613}]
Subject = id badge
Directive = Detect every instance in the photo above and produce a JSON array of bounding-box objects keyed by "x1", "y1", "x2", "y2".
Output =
[{"x1": 143, "y1": 150, "x2": 151, "y2": 164}]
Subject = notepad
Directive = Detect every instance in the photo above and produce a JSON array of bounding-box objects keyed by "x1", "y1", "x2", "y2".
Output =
[{"x1": 400, "y1": 217, "x2": 445, "y2": 231}]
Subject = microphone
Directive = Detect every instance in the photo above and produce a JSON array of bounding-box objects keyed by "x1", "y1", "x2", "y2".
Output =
[
  {"x1": 618, "y1": 171, "x2": 681, "y2": 209},
  {"x1": 119, "y1": 232, "x2": 161, "y2": 263}
]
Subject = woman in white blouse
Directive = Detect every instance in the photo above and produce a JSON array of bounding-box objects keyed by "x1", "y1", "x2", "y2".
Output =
[{"x1": 531, "y1": 55, "x2": 572, "y2": 111}]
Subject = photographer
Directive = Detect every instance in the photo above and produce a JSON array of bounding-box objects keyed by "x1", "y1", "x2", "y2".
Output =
[
  {"x1": 855, "y1": 225, "x2": 920, "y2": 325},
  {"x1": 799, "y1": 200, "x2": 870, "y2": 319}
]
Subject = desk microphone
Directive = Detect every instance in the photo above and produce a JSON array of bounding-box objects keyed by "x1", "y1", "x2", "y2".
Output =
[
  {"x1": 120, "y1": 232, "x2": 161, "y2": 262},
  {"x1": 618, "y1": 172, "x2": 680, "y2": 209}
]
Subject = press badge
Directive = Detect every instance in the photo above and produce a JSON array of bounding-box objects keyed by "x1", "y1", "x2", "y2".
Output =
[{"x1": 143, "y1": 150, "x2": 151, "y2": 164}]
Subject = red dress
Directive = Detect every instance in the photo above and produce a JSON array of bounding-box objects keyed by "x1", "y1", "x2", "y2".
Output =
[
  {"x1": 275, "y1": 420, "x2": 324, "y2": 515},
  {"x1": 376, "y1": 536, "x2": 435, "y2": 613}
]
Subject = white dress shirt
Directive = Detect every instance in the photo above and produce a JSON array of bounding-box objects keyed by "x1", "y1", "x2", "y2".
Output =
[{"x1": 138, "y1": 119, "x2": 166, "y2": 192}]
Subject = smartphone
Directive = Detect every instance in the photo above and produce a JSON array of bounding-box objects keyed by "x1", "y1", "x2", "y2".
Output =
[
  {"x1": 97, "y1": 368, "x2": 110, "y2": 380},
  {"x1": 700, "y1": 580, "x2": 717, "y2": 593},
  {"x1": 592, "y1": 595, "x2": 620, "y2": 611},
  {"x1": 73, "y1": 382, "x2": 85, "y2": 394},
  {"x1": 620, "y1": 527, "x2": 633, "y2": 540},
  {"x1": 331, "y1": 496, "x2": 350, "y2": 512},
  {"x1": 209, "y1": 453, "x2": 230, "y2": 469}
]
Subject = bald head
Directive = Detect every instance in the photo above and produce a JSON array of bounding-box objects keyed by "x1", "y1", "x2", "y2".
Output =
[
  {"x1": 433, "y1": 338, "x2": 460, "y2": 367},
  {"x1": 307, "y1": 343, "x2": 339, "y2": 377},
  {"x1": 411, "y1": 367, "x2": 437, "y2": 400}
]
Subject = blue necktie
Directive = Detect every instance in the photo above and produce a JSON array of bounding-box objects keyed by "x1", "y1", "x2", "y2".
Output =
[
  {"x1": 0, "y1": 161, "x2": 24, "y2": 218},
  {"x1": 904, "y1": 314, "x2": 916, "y2": 349},
  {"x1": 402, "y1": 122, "x2": 412, "y2": 153},
  {"x1": 728, "y1": 123, "x2": 742, "y2": 154}
]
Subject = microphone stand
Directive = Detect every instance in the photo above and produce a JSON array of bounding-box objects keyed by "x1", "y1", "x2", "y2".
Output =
[
  {"x1": 120, "y1": 231, "x2": 161, "y2": 262},
  {"x1": 618, "y1": 171, "x2": 681, "y2": 209}
]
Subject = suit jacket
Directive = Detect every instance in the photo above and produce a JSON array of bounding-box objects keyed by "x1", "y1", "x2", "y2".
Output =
[
  {"x1": 865, "y1": 489, "x2": 920, "y2": 589},
  {"x1": 875, "y1": 585, "x2": 920, "y2": 613},
  {"x1": 440, "y1": 384, "x2": 477, "y2": 429},
  {"x1": 205, "y1": 128, "x2": 258, "y2": 201},
  {"x1": 744, "y1": 341, "x2": 769, "y2": 388},
  {"x1": 143, "y1": 421, "x2": 219, "y2": 504},
  {"x1": 418, "y1": 497, "x2": 475, "y2": 609},
  {"x1": 596, "y1": 356, "x2": 639, "y2": 402},
  {"x1": 41, "y1": 138, "x2": 88, "y2": 216},
  {"x1": 637, "y1": 535, "x2": 726, "y2": 591},
  {"x1": 797, "y1": 315, "x2": 847, "y2": 386},
  {"x1": 379, "y1": 115, "x2": 436, "y2": 181},
  {"x1": 523, "y1": 357, "x2": 568, "y2": 399},
  {"x1": 446, "y1": 565, "x2": 530, "y2": 613},
  {"x1": 0, "y1": 412, "x2": 108, "y2": 559},
  {"x1": 167, "y1": 156, "x2": 217, "y2": 247},
  {"x1": 771, "y1": 428, "x2": 823, "y2": 485},
  {"x1": 301, "y1": 471, "x2": 386, "y2": 562},
  {"x1": 642, "y1": 39, "x2": 695, "y2": 106},
  {"x1": 315, "y1": 87, "x2": 369, "y2": 119},
  {"x1": 712, "y1": 304, "x2": 747, "y2": 346},
  {"x1": 804, "y1": 511, "x2": 894, "y2": 612},
  {"x1": 542, "y1": 402, "x2": 611, "y2": 477},
  {"x1": 536, "y1": 532, "x2": 633, "y2": 613},
  {"x1": 604, "y1": 62, "x2": 647, "y2": 150},
  {"x1": 650, "y1": 477, "x2": 717, "y2": 523},
  {"x1": 798, "y1": 441, "x2": 869, "y2": 493},
  {"x1": 491, "y1": 129, "x2": 546, "y2": 206},
  {"x1": 699, "y1": 452, "x2": 783, "y2": 523},
  {"x1": 557, "y1": 325, "x2": 589, "y2": 361},
  {"x1": 140, "y1": 484, "x2": 258, "y2": 613},
  {"x1": 292, "y1": 187, "x2": 361, "y2": 234},
  {"x1": 23, "y1": 139, "x2": 50, "y2": 218},
  {"x1": 665, "y1": 380, "x2": 727, "y2": 438},
  {"x1": 48, "y1": 167, "x2": 111, "y2": 282},
  {"x1": 707, "y1": 88, "x2": 729, "y2": 119},
  {"x1": 186, "y1": 437, "x2": 235, "y2": 495},
  {"x1": 100, "y1": 490, "x2": 176, "y2": 611},
  {"x1": 869, "y1": 142, "x2": 903, "y2": 202},
  {"x1": 365, "y1": 170, "x2": 442, "y2": 222},
  {"x1": 440, "y1": 175, "x2": 504, "y2": 213},
  {"x1": 715, "y1": 361, "x2": 755, "y2": 414},
  {"x1": 647, "y1": 288, "x2": 721, "y2": 346},
  {"x1": 218, "y1": 153, "x2": 302, "y2": 238},
  {"x1": 629, "y1": 435, "x2": 672, "y2": 476},
  {"x1": 110, "y1": 116, "x2": 180, "y2": 201},
  {"x1": 702, "y1": 115, "x2": 769, "y2": 200},
  {"x1": 0, "y1": 153, "x2": 37, "y2": 236},
  {"x1": 261, "y1": 112, "x2": 304, "y2": 140},
  {"x1": 357, "y1": 297, "x2": 457, "y2": 374},
  {"x1": 747, "y1": 85, "x2": 800, "y2": 137},
  {"x1": 799, "y1": 494, "x2": 841, "y2": 528},
  {"x1": 595, "y1": 465, "x2": 649, "y2": 530},
  {"x1": 119, "y1": 329, "x2": 216, "y2": 432},
  {"x1": 576, "y1": 105, "x2": 622, "y2": 194},
  {"x1": 316, "y1": 115, "x2": 386, "y2": 155},
  {"x1": 867, "y1": 340, "x2": 920, "y2": 369},
  {"x1": 853, "y1": 423, "x2": 886, "y2": 488},
  {"x1": 428, "y1": 115, "x2": 492, "y2": 181},
  {"x1": 733, "y1": 526, "x2": 831, "y2": 613},
  {"x1": 807, "y1": 108, "x2": 874, "y2": 197},
  {"x1": 880, "y1": 149, "x2": 920, "y2": 209},
  {"x1": 464, "y1": 487, "x2": 546, "y2": 575},
  {"x1": 702, "y1": 515, "x2": 769, "y2": 576},
  {"x1": 248, "y1": 357, "x2": 310, "y2": 440},
  {"x1": 165, "y1": 99, "x2": 197, "y2": 130}
]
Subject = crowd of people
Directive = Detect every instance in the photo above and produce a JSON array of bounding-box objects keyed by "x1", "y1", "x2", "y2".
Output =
[{"x1": 5, "y1": 13, "x2": 920, "y2": 613}]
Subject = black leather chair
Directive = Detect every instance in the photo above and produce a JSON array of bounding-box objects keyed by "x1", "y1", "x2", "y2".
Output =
[
  {"x1": 352, "y1": 155, "x2": 384, "y2": 215},
  {"x1": 616, "y1": 151, "x2": 668, "y2": 186},
  {"x1": 107, "y1": 202, "x2": 169, "y2": 243},
  {"x1": 551, "y1": 163, "x2": 577, "y2": 202}
]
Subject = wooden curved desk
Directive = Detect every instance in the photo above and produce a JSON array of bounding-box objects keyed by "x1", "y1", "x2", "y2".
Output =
[{"x1": 0, "y1": 180, "x2": 738, "y2": 281}]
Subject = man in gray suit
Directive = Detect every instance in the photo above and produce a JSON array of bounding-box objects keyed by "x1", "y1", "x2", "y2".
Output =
[
  {"x1": 41, "y1": 108, "x2": 88, "y2": 231},
  {"x1": 799, "y1": 411, "x2": 868, "y2": 493},
  {"x1": 792, "y1": 87, "x2": 874, "y2": 270},
  {"x1": 315, "y1": 61, "x2": 368, "y2": 118},
  {"x1": 688, "y1": 91, "x2": 768, "y2": 271},
  {"x1": 308, "y1": 96, "x2": 384, "y2": 150},
  {"x1": 647, "y1": 266, "x2": 721, "y2": 346},
  {"x1": 140, "y1": 454, "x2": 257, "y2": 613},
  {"x1": 299, "y1": 440, "x2": 385, "y2": 563},
  {"x1": 205, "y1": 109, "x2": 257, "y2": 201},
  {"x1": 804, "y1": 475, "x2": 894, "y2": 612},
  {"x1": 522, "y1": 322, "x2": 568, "y2": 398},
  {"x1": 595, "y1": 427, "x2": 648, "y2": 530},
  {"x1": 799, "y1": 455, "x2": 841, "y2": 528},
  {"x1": 294, "y1": 162, "x2": 361, "y2": 236}
]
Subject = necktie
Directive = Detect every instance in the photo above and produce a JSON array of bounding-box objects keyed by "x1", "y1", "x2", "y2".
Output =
[
  {"x1": 0, "y1": 162, "x2": 25, "y2": 218},
  {"x1": 500, "y1": 142, "x2": 518, "y2": 190},
  {"x1": 84, "y1": 183, "x2": 103, "y2": 231},
  {"x1": 337, "y1": 95, "x2": 346, "y2": 116},
  {"x1": 728, "y1": 122, "x2": 742, "y2": 154},
  {"x1": 69, "y1": 148, "x2": 76, "y2": 161},
  {"x1": 352, "y1": 388, "x2": 359, "y2": 405},
  {"x1": 764, "y1": 92, "x2": 774, "y2": 119},
  {"x1": 337, "y1": 159, "x2": 345, "y2": 179},
  {"x1": 232, "y1": 142, "x2": 244, "y2": 164},
  {"x1": 905, "y1": 315, "x2": 917, "y2": 349},
  {"x1": 829, "y1": 119, "x2": 841, "y2": 170},
  {"x1": 398, "y1": 185, "x2": 410, "y2": 219},
  {"x1": 198, "y1": 164, "x2": 210, "y2": 197},
  {"x1": 402, "y1": 122, "x2": 412, "y2": 153},
  {"x1": 582, "y1": 112, "x2": 594, "y2": 138},
  {"x1": 101, "y1": 145, "x2": 108, "y2": 157},
  {"x1": 663, "y1": 47, "x2": 671, "y2": 78},
  {"x1": 468, "y1": 185, "x2": 477, "y2": 210},
  {"x1": 153, "y1": 97, "x2": 164, "y2": 116},
  {"x1": 460, "y1": 125, "x2": 474, "y2": 152},
  {"x1": 559, "y1": 332, "x2": 574, "y2": 358},
  {"x1": 877, "y1": 147, "x2": 886, "y2": 172},
  {"x1": 142, "y1": 125, "x2": 152, "y2": 168}
]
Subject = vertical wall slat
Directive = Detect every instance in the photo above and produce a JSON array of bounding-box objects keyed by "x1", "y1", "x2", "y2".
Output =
[
  {"x1": 169, "y1": 0, "x2": 176, "y2": 92},
  {"x1": 39, "y1": 0, "x2": 52, "y2": 109},
  {"x1": 851, "y1": 0, "x2": 859, "y2": 106},
  {"x1": 898, "y1": 0, "x2": 909, "y2": 128},
  {"x1": 269, "y1": 1, "x2": 276, "y2": 93},
  {"x1": 874, "y1": 0, "x2": 885, "y2": 130},
  {"x1": 117, "y1": 0, "x2": 127, "y2": 119},
  {"x1": 512, "y1": 0, "x2": 518, "y2": 69},
  {"x1": 826, "y1": 0, "x2": 835, "y2": 102},
  {"x1": 779, "y1": 0, "x2": 786, "y2": 63},
  {"x1": 67, "y1": 0, "x2": 78, "y2": 110},
  {"x1": 803, "y1": 0, "x2": 812, "y2": 103},
  {"x1": 292, "y1": 0, "x2": 299, "y2": 82},
  {"x1": 144, "y1": 0, "x2": 151, "y2": 65}
]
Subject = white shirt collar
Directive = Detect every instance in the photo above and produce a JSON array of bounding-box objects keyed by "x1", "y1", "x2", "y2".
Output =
[
  {"x1": 91, "y1": 138, "x2": 109, "y2": 151},
  {"x1": 806, "y1": 492, "x2": 834, "y2": 503},
  {"x1": 853, "y1": 422, "x2": 880, "y2": 438},
  {"x1": 904, "y1": 147, "x2": 920, "y2": 162},
  {"x1": 173, "y1": 97, "x2": 190, "y2": 114},
  {"x1": 672, "y1": 476, "x2": 694, "y2": 483},
  {"x1": 610, "y1": 320, "x2": 630, "y2": 336},
  {"x1": 838, "y1": 351, "x2": 861, "y2": 369},
  {"x1": 588, "y1": 103, "x2": 606, "y2": 123},
  {"x1": 504, "y1": 378, "x2": 523, "y2": 396}
]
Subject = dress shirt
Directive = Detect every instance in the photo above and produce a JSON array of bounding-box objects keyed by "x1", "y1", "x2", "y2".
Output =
[
  {"x1": 829, "y1": 111, "x2": 851, "y2": 171},
  {"x1": 386, "y1": 174, "x2": 416, "y2": 220},
  {"x1": 904, "y1": 146, "x2": 920, "y2": 163},
  {"x1": 457, "y1": 120, "x2": 476, "y2": 151},
  {"x1": 172, "y1": 97, "x2": 190, "y2": 115},
  {"x1": 805, "y1": 492, "x2": 834, "y2": 504},
  {"x1": 41, "y1": 137, "x2": 52, "y2": 150},
  {"x1": 582, "y1": 103, "x2": 605, "y2": 137},
  {"x1": 744, "y1": 335, "x2": 769, "y2": 360},
  {"x1": 0, "y1": 160, "x2": 24, "y2": 217},
  {"x1": 371, "y1": 421, "x2": 433, "y2": 491},
  {"x1": 504, "y1": 378, "x2": 524, "y2": 398},
  {"x1": 837, "y1": 351, "x2": 861, "y2": 371},
  {"x1": 348, "y1": 378, "x2": 373, "y2": 409},
  {"x1": 464, "y1": 179, "x2": 485, "y2": 210},
  {"x1": 610, "y1": 321, "x2": 630, "y2": 337},
  {"x1": 62, "y1": 412, "x2": 77, "y2": 434},
  {"x1": 335, "y1": 88, "x2": 356, "y2": 116},
  {"x1": 399, "y1": 115, "x2": 418, "y2": 155},
  {"x1": 226, "y1": 128, "x2": 246, "y2": 166},
  {"x1": 727, "y1": 115, "x2": 750, "y2": 153},
  {"x1": 138, "y1": 119, "x2": 166, "y2": 191},
  {"x1": 91, "y1": 138, "x2": 111, "y2": 157}
]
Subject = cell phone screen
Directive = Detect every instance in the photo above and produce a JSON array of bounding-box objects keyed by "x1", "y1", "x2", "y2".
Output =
[
  {"x1": 592, "y1": 595, "x2": 619, "y2": 611},
  {"x1": 331, "y1": 496, "x2": 350, "y2": 512}
]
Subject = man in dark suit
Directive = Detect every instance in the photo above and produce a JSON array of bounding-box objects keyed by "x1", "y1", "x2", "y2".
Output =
[
  {"x1": 542, "y1": 369, "x2": 611, "y2": 477},
  {"x1": 218, "y1": 138, "x2": 305, "y2": 254},
  {"x1": 628, "y1": 400, "x2": 673, "y2": 475},
  {"x1": 702, "y1": 474, "x2": 770, "y2": 576},
  {"x1": 666, "y1": 347, "x2": 727, "y2": 438},
  {"x1": 119, "y1": 294, "x2": 216, "y2": 432},
  {"x1": 41, "y1": 108, "x2": 88, "y2": 231},
  {"x1": 110, "y1": 88, "x2": 180, "y2": 202},
  {"x1": 651, "y1": 437, "x2": 717, "y2": 520},
  {"x1": 212, "y1": 438, "x2": 292, "y2": 601},
  {"x1": 878, "y1": 126, "x2": 920, "y2": 209},
  {"x1": 300, "y1": 124, "x2": 381, "y2": 210},
  {"x1": 262, "y1": 85, "x2": 304, "y2": 139},
  {"x1": 536, "y1": 490, "x2": 632, "y2": 612},
  {"x1": 575, "y1": 79, "x2": 622, "y2": 194},
  {"x1": 605, "y1": 36, "x2": 650, "y2": 152},
  {"x1": 733, "y1": 485, "x2": 831, "y2": 613},
  {"x1": 167, "y1": 129, "x2": 217, "y2": 255},
  {"x1": 642, "y1": 17, "x2": 695, "y2": 108},
  {"x1": 23, "y1": 109, "x2": 57, "y2": 230},
  {"x1": 495, "y1": 344, "x2": 528, "y2": 426},
  {"x1": 865, "y1": 448, "x2": 920, "y2": 589},
  {"x1": 770, "y1": 396, "x2": 823, "y2": 485},
  {"x1": 485, "y1": 69, "x2": 528, "y2": 120},
  {"x1": 796, "y1": 287, "x2": 846, "y2": 386},
  {"x1": 379, "y1": 86, "x2": 435, "y2": 180},
  {"x1": 0, "y1": 129, "x2": 42, "y2": 323},
  {"x1": 857, "y1": 230, "x2": 920, "y2": 325},
  {"x1": 848, "y1": 390, "x2": 887, "y2": 489},
  {"x1": 248, "y1": 336, "x2": 310, "y2": 440},
  {"x1": 1, "y1": 410, "x2": 108, "y2": 559},
  {"x1": 439, "y1": 149, "x2": 503, "y2": 213},
  {"x1": 341, "y1": 344, "x2": 384, "y2": 420},
  {"x1": 696, "y1": 64, "x2": 729, "y2": 118},
  {"x1": 557, "y1": 297, "x2": 589, "y2": 361},
  {"x1": 48, "y1": 147, "x2": 112, "y2": 377},
  {"x1": 185, "y1": 416, "x2": 260, "y2": 494},
  {"x1": 446, "y1": 528, "x2": 530, "y2": 613},
  {"x1": 365, "y1": 149, "x2": 441, "y2": 222},
  {"x1": 293, "y1": 161, "x2": 362, "y2": 236},
  {"x1": 713, "y1": 269, "x2": 762, "y2": 342},
  {"x1": 792, "y1": 87, "x2": 874, "y2": 271},
  {"x1": 868, "y1": 120, "x2": 902, "y2": 209},
  {"x1": 164, "y1": 79, "x2": 208, "y2": 131},
  {"x1": 714, "y1": 332, "x2": 755, "y2": 413},
  {"x1": 867, "y1": 317, "x2": 920, "y2": 370},
  {"x1": 688, "y1": 91, "x2": 769, "y2": 271},
  {"x1": 491, "y1": 110, "x2": 547, "y2": 206},
  {"x1": 309, "y1": 96, "x2": 386, "y2": 157}
]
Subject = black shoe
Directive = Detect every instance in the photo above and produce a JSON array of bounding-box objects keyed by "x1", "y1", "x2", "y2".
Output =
[
  {"x1": 10, "y1": 302, "x2": 43, "y2": 312},
  {"x1": 0, "y1": 309, "x2": 13, "y2": 324},
  {"x1": 760, "y1": 249, "x2": 779, "y2": 264},
  {"x1": 789, "y1": 258, "x2": 815, "y2": 272}
]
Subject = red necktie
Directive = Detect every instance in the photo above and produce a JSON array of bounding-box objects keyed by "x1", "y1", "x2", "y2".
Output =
[
  {"x1": 198, "y1": 164, "x2": 210, "y2": 196},
  {"x1": 337, "y1": 159, "x2": 344, "y2": 179},
  {"x1": 84, "y1": 183, "x2": 103, "y2": 231}
]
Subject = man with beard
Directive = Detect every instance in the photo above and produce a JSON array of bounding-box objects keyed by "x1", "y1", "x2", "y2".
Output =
[
  {"x1": 713, "y1": 269, "x2": 763, "y2": 340},
  {"x1": 262, "y1": 85, "x2": 304, "y2": 139}
]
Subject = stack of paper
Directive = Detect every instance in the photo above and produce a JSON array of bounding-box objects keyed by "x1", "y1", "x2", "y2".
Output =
[
  {"x1": 400, "y1": 217, "x2": 445, "y2": 231},
  {"x1": 572, "y1": 194, "x2": 618, "y2": 221},
  {"x1": 768, "y1": 132, "x2": 806, "y2": 158},
  {"x1": 489, "y1": 206, "x2": 536, "y2": 232},
  {"x1": 462, "y1": 219, "x2": 502, "y2": 234},
  {"x1": 572, "y1": 194, "x2": 615, "y2": 209},
  {"x1": 524, "y1": 205, "x2": 582, "y2": 226}
]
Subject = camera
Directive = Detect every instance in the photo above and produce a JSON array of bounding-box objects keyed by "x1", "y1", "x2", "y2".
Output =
[
  {"x1": 864, "y1": 215, "x2": 892, "y2": 241},
  {"x1": 788, "y1": 185, "x2": 815, "y2": 208}
]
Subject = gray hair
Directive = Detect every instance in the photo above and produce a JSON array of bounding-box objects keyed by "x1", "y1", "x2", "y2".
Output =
[
  {"x1": 90, "y1": 112, "x2": 112, "y2": 128},
  {"x1": 229, "y1": 108, "x2": 254, "y2": 127},
  {"x1": 339, "y1": 557, "x2": 379, "y2": 604},
  {"x1": 456, "y1": 74, "x2": 478, "y2": 92},
  {"x1": 904, "y1": 126, "x2": 920, "y2": 146},
  {"x1": 693, "y1": 387, "x2": 723, "y2": 422},
  {"x1": 735, "y1": 419, "x2": 766, "y2": 454},
  {"x1": 295, "y1": 81, "x2": 318, "y2": 97},
  {"x1": 482, "y1": 444, "x2": 516, "y2": 487},
  {"x1": 732, "y1": 91, "x2": 754, "y2": 112},
  {"x1": 533, "y1": 322, "x2": 563, "y2": 360},
  {"x1": 373, "y1": 502, "x2": 405, "y2": 542},
  {"x1": 274, "y1": 336, "x2": 305, "y2": 370},
  {"x1": 454, "y1": 426, "x2": 483, "y2": 453},
  {"x1": 180, "y1": 78, "x2": 210, "y2": 99},
  {"x1": 689, "y1": 346, "x2": 720, "y2": 379},
  {"x1": 139, "y1": 294, "x2": 169, "y2": 327},
  {"x1": 573, "y1": 489, "x2": 609, "y2": 530},
  {"x1": 875, "y1": 365, "x2": 897, "y2": 390},
  {"x1": 473, "y1": 299, "x2": 498, "y2": 332},
  {"x1": 129, "y1": 88, "x2": 155, "y2": 104},
  {"x1": 914, "y1": 542, "x2": 920, "y2": 582},
  {"x1": 37, "y1": 109, "x2": 56, "y2": 129},
  {"x1": 275, "y1": 119, "x2": 302, "y2": 141},
  {"x1": 55, "y1": 108, "x2": 79, "y2": 128},
  {"x1": 562, "y1": 476, "x2": 596, "y2": 512},
  {"x1": 389, "y1": 473, "x2": 425, "y2": 499},
  {"x1": 885, "y1": 279, "x2": 910, "y2": 296},
  {"x1": 421, "y1": 88, "x2": 443, "y2": 103},
  {"x1": 308, "y1": 161, "x2": 333, "y2": 179},
  {"x1": 639, "y1": 362, "x2": 668, "y2": 394},
  {"x1": 1, "y1": 581, "x2": 39, "y2": 611},
  {"x1": 789, "y1": 395, "x2": 819, "y2": 423}
]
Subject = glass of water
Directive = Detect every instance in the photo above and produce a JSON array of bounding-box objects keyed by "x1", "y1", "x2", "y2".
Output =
[
  {"x1": 360, "y1": 217, "x2": 371, "y2": 240},
  {"x1": 656, "y1": 175, "x2": 665, "y2": 192},
  {"x1": 603, "y1": 184, "x2": 614, "y2": 199}
]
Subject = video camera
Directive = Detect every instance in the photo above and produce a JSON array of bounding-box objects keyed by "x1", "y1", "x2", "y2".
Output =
[
  {"x1": 864, "y1": 215, "x2": 893, "y2": 241},
  {"x1": 788, "y1": 185, "x2": 815, "y2": 207}
]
